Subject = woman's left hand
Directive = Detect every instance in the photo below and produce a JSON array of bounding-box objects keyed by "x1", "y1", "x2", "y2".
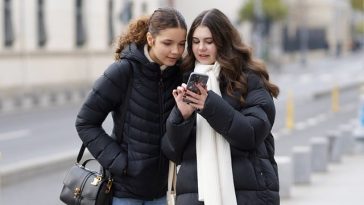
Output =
[
  {"x1": 172, "y1": 84, "x2": 195, "y2": 119},
  {"x1": 184, "y1": 84, "x2": 208, "y2": 111}
]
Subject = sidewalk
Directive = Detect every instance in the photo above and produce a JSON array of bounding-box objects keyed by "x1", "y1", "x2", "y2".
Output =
[{"x1": 281, "y1": 153, "x2": 364, "y2": 205}]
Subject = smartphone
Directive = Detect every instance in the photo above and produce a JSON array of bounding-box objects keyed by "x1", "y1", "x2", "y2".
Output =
[
  {"x1": 183, "y1": 72, "x2": 209, "y2": 103},
  {"x1": 186, "y1": 72, "x2": 209, "y2": 94}
]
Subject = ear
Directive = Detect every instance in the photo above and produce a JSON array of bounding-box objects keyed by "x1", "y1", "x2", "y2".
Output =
[{"x1": 146, "y1": 32, "x2": 155, "y2": 46}]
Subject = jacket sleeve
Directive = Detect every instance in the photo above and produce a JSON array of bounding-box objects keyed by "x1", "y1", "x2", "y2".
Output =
[
  {"x1": 198, "y1": 74, "x2": 275, "y2": 151},
  {"x1": 75, "y1": 60, "x2": 131, "y2": 174},
  {"x1": 161, "y1": 106, "x2": 196, "y2": 164}
]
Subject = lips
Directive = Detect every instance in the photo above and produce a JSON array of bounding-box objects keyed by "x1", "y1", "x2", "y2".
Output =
[{"x1": 167, "y1": 57, "x2": 178, "y2": 62}]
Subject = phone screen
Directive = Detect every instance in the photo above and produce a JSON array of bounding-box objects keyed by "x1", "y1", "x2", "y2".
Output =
[{"x1": 186, "y1": 72, "x2": 209, "y2": 94}]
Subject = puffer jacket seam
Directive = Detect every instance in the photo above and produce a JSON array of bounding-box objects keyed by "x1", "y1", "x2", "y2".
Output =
[
  {"x1": 128, "y1": 136, "x2": 159, "y2": 146},
  {"x1": 91, "y1": 88, "x2": 115, "y2": 108},
  {"x1": 102, "y1": 73, "x2": 123, "y2": 90}
]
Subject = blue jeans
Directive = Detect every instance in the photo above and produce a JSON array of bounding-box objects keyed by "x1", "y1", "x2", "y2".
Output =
[{"x1": 112, "y1": 196, "x2": 166, "y2": 205}]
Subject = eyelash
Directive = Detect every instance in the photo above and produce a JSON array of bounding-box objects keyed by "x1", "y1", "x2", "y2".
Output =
[
  {"x1": 163, "y1": 42, "x2": 185, "y2": 47},
  {"x1": 193, "y1": 41, "x2": 213, "y2": 44}
]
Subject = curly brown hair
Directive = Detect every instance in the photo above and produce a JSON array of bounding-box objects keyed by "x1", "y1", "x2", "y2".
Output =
[
  {"x1": 181, "y1": 9, "x2": 279, "y2": 104},
  {"x1": 114, "y1": 8, "x2": 187, "y2": 60}
]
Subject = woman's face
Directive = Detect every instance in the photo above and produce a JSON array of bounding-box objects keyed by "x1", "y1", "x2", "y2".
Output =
[
  {"x1": 147, "y1": 28, "x2": 186, "y2": 66},
  {"x1": 192, "y1": 26, "x2": 217, "y2": 65}
]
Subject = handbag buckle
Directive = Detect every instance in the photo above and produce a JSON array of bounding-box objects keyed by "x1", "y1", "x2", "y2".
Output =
[
  {"x1": 91, "y1": 175, "x2": 102, "y2": 186},
  {"x1": 74, "y1": 187, "x2": 81, "y2": 198},
  {"x1": 105, "y1": 179, "x2": 113, "y2": 193}
]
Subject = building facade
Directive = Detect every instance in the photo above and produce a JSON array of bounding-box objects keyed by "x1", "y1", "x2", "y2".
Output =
[
  {"x1": 282, "y1": 0, "x2": 352, "y2": 57},
  {"x1": 0, "y1": 0, "x2": 164, "y2": 90},
  {"x1": 0, "y1": 0, "x2": 354, "y2": 91}
]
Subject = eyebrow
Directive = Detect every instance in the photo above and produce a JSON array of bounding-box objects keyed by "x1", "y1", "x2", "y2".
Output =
[
  {"x1": 192, "y1": 37, "x2": 213, "y2": 40},
  {"x1": 162, "y1": 39, "x2": 186, "y2": 42}
]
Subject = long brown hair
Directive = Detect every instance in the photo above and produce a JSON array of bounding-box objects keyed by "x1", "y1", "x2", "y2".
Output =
[
  {"x1": 182, "y1": 9, "x2": 279, "y2": 104},
  {"x1": 114, "y1": 8, "x2": 187, "y2": 60}
]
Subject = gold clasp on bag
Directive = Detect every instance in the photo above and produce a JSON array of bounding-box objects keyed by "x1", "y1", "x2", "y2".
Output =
[
  {"x1": 105, "y1": 179, "x2": 113, "y2": 193},
  {"x1": 74, "y1": 187, "x2": 81, "y2": 198},
  {"x1": 91, "y1": 176, "x2": 102, "y2": 186}
]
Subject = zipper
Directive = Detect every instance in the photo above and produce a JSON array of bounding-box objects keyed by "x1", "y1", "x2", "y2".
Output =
[
  {"x1": 155, "y1": 73, "x2": 165, "y2": 197},
  {"x1": 159, "y1": 75, "x2": 165, "y2": 136}
]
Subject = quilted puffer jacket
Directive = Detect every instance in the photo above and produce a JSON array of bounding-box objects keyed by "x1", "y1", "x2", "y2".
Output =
[
  {"x1": 75, "y1": 43, "x2": 182, "y2": 199},
  {"x1": 162, "y1": 71, "x2": 280, "y2": 205}
]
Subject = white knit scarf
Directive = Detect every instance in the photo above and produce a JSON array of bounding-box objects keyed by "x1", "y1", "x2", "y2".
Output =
[{"x1": 195, "y1": 62, "x2": 237, "y2": 205}]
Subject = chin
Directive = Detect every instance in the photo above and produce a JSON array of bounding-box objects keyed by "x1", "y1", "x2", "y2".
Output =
[
  {"x1": 198, "y1": 59, "x2": 213, "y2": 65},
  {"x1": 164, "y1": 61, "x2": 177, "y2": 66}
]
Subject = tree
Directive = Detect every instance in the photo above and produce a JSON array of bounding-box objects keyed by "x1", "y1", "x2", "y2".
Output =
[
  {"x1": 238, "y1": 0, "x2": 288, "y2": 63},
  {"x1": 239, "y1": 0, "x2": 288, "y2": 23},
  {"x1": 351, "y1": 0, "x2": 364, "y2": 11}
]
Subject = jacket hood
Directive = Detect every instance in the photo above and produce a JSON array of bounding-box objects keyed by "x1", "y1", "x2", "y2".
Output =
[
  {"x1": 120, "y1": 43, "x2": 155, "y2": 66},
  {"x1": 120, "y1": 43, "x2": 181, "y2": 80}
]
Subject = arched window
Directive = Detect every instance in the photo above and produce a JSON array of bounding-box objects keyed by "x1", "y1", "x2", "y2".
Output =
[
  {"x1": 37, "y1": 0, "x2": 47, "y2": 47},
  {"x1": 108, "y1": 0, "x2": 114, "y2": 45},
  {"x1": 75, "y1": 0, "x2": 86, "y2": 47},
  {"x1": 3, "y1": 0, "x2": 15, "y2": 47}
]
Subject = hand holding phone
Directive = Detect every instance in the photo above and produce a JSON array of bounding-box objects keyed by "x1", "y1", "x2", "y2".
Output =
[{"x1": 183, "y1": 72, "x2": 209, "y2": 103}]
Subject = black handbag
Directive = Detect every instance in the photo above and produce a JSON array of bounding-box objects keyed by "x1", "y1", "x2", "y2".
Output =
[
  {"x1": 59, "y1": 155, "x2": 113, "y2": 205},
  {"x1": 60, "y1": 59, "x2": 134, "y2": 205}
]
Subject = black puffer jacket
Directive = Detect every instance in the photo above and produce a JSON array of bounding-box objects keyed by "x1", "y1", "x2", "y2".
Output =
[
  {"x1": 75, "y1": 43, "x2": 182, "y2": 199},
  {"x1": 162, "y1": 71, "x2": 279, "y2": 205}
]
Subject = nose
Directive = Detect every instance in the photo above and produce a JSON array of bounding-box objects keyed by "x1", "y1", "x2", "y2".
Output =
[
  {"x1": 171, "y1": 44, "x2": 179, "y2": 54},
  {"x1": 198, "y1": 42, "x2": 206, "y2": 51}
]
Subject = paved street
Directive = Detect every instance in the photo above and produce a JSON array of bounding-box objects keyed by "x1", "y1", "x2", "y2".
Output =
[
  {"x1": 281, "y1": 154, "x2": 364, "y2": 205},
  {"x1": 0, "y1": 51, "x2": 363, "y2": 204}
]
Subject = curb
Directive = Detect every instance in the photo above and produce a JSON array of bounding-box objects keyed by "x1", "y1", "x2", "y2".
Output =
[
  {"x1": 0, "y1": 85, "x2": 91, "y2": 114},
  {"x1": 0, "y1": 150, "x2": 91, "y2": 187},
  {"x1": 313, "y1": 80, "x2": 363, "y2": 100}
]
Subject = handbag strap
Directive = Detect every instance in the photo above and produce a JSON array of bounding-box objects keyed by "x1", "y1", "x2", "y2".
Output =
[
  {"x1": 167, "y1": 161, "x2": 177, "y2": 193},
  {"x1": 76, "y1": 59, "x2": 134, "y2": 163}
]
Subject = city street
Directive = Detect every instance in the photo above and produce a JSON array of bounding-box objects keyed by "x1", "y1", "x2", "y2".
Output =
[
  {"x1": 0, "y1": 52, "x2": 364, "y2": 204},
  {"x1": 1, "y1": 0, "x2": 364, "y2": 204},
  {"x1": 0, "y1": 92, "x2": 360, "y2": 205}
]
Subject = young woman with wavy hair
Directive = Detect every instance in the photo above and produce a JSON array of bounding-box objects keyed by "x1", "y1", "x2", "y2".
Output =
[{"x1": 162, "y1": 8, "x2": 280, "y2": 205}]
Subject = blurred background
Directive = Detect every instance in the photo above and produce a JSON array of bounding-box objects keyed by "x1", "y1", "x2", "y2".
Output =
[{"x1": 0, "y1": 0, "x2": 363, "y2": 204}]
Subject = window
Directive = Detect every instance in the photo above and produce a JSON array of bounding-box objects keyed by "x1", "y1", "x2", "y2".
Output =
[
  {"x1": 3, "y1": 0, "x2": 14, "y2": 47},
  {"x1": 37, "y1": 0, "x2": 47, "y2": 47},
  {"x1": 120, "y1": 0, "x2": 132, "y2": 24},
  {"x1": 108, "y1": 0, "x2": 114, "y2": 45},
  {"x1": 75, "y1": 0, "x2": 86, "y2": 47}
]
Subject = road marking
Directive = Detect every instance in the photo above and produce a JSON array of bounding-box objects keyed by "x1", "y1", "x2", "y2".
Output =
[
  {"x1": 316, "y1": 113, "x2": 328, "y2": 122},
  {"x1": 0, "y1": 129, "x2": 31, "y2": 142},
  {"x1": 295, "y1": 121, "x2": 308, "y2": 130},
  {"x1": 299, "y1": 74, "x2": 313, "y2": 84},
  {"x1": 275, "y1": 101, "x2": 357, "y2": 140},
  {"x1": 319, "y1": 73, "x2": 333, "y2": 82},
  {"x1": 307, "y1": 117, "x2": 320, "y2": 126},
  {"x1": 341, "y1": 103, "x2": 357, "y2": 113}
]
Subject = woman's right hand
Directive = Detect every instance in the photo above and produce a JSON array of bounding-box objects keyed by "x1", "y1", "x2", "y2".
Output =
[{"x1": 172, "y1": 84, "x2": 195, "y2": 120}]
